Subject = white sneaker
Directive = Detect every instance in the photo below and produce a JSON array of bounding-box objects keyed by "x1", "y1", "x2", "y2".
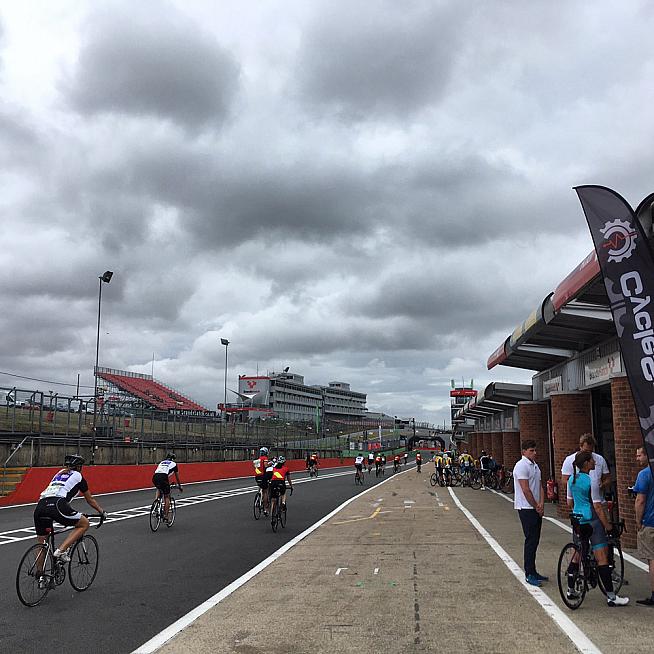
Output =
[
  {"x1": 53, "y1": 548, "x2": 71, "y2": 563},
  {"x1": 607, "y1": 595, "x2": 629, "y2": 607}
]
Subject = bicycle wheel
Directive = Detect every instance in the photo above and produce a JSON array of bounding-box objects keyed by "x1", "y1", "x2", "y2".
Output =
[
  {"x1": 470, "y1": 471, "x2": 482, "y2": 490},
  {"x1": 271, "y1": 507, "x2": 278, "y2": 532},
  {"x1": 149, "y1": 499, "x2": 161, "y2": 532},
  {"x1": 598, "y1": 542, "x2": 625, "y2": 595},
  {"x1": 16, "y1": 544, "x2": 53, "y2": 607},
  {"x1": 501, "y1": 472, "x2": 514, "y2": 494},
  {"x1": 279, "y1": 502, "x2": 287, "y2": 528},
  {"x1": 253, "y1": 492, "x2": 262, "y2": 520},
  {"x1": 450, "y1": 470, "x2": 461, "y2": 487},
  {"x1": 429, "y1": 473, "x2": 438, "y2": 487},
  {"x1": 69, "y1": 535, "x2": 99, "y2": 592},
  {"x1": 557, "y1": 543, "x2": 586, "y2": 610},
  {"x1": 166, "y1": 496, "x2": 176, "y2": 528}
]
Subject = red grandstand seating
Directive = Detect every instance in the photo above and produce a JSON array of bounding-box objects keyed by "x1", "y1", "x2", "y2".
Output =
[{"x1": 97, "y1": 372, "x2": 209, "y2": 412}]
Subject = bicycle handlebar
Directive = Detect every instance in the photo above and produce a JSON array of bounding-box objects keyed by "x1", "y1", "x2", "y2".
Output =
[{"x1": 83, "y1": 512, "x2": 106, "y2": 529}]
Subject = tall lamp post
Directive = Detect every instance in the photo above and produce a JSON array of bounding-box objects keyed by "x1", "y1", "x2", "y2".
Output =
[
  {"x1": 92, "y1": 270, "x2": 113, "y2": 464},
  {"x1": 220, "y1": 338, "x2": 229, "y2": 442}
]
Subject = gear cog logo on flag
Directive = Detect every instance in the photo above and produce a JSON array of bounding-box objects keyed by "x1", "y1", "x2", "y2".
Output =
[{"x1": 600, "y1": 218, "x2": 637, "y2": 263}]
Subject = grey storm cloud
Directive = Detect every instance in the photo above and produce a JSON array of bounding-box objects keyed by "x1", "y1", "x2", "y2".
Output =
[
  {"x1": 64, "y1": 3, "x2": 240, "y2": 130},
  {"x1": 296, "y1": 0, "x2": 468, "y2": 119}
]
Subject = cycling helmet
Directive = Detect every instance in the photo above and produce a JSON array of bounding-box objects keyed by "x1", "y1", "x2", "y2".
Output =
[
  {"x1": 271, "y1": 456, "x2": 278, "y2": 464},
  {"x1": 277, "y1": 456, "x2": 286, "y2": 464},
  {"x1": 259, "y1": 447, "x2": 269, "y2": 455},
  {"x1": 64, "y1": 454, "x2": 85, "y2": 468},
  {"x1": 166, "y1": 452, "x2": 176, "y2": 460},
  {"x1": 481, "y1": 450, "x2": 486, "y2": 456}
]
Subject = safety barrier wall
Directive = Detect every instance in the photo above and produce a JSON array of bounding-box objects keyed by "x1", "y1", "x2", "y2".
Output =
[{"x1": 0, "y1": 457, "x2": 348, "y2": 507}]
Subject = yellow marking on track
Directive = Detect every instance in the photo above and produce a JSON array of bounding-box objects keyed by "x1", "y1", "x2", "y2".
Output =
[{"x1": 333, "y1": 507, "x2": 381, "y2": 525}]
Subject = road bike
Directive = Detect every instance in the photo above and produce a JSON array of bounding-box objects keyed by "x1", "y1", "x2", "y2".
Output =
[
  {"x1": 308, "y1": 465, "x2": 318, "y2": 478},
  {"x1": 393, "y1": 461, "x2": 400, "y2": 474},
  {"x1": 150, "y1": 488, "x2": 179, "y2": 532},
  {"x1": 429, "y1": 471, "x2": 439, "y2": 487},
  {"x1": 16, "y1": 513, "x2": 104, "y2": 607},
  {"x1": 556, "y1": 517, "x2": 625, "y2": 610},
  {"x1": 270, "y1": 485, "x2": 293, "y2": 532},
  {"x1": 253, "y1": 486, "x2": 267, "y2": 519},
  {"x1": 498, "y1": 467, "x2": 514, "y2": 494},
  {"x1": 376, "y1": 464, "x2": 385, "y2": 477},
  {"x1": 355, "y1": 468, "x2": 365, "y2": 485}
]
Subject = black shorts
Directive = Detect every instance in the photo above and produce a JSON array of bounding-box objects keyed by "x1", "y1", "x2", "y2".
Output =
[
  {"x1": 269, "y1": 482, "x2": 286, "y2": 498},
  {"x1": 153, "y1": 473, "x2": 171, "y2": 496},
  {"x1": 33, "y1": 497, "x2": 82, "y2": 536},
  {"x1": 255, "y1": 476, "x2": 269, "y2": 489},
  {"x1": 355, "y1": 463, "x2": 363, "y2": 471}
]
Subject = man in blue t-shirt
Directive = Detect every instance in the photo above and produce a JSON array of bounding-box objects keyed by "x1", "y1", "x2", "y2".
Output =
[{"x1": 634, "y1": 446, "x2": 654, "y2": 606}]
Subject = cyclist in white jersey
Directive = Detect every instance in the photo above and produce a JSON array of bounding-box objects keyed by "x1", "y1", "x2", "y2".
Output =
[
  {"x1": 153, "y1": 453, "x2": 183, "y2": 523},
  {"x1": 33, "y1": 454, "x2": 105, "y2": 562}
]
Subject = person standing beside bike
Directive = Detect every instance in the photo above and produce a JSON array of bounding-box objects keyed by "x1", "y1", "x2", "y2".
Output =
[
  {"x1": 479, "y1": 451, "x2": 491, "y2": 490},
  {"x1": 633, "y1": 446, "x2": 654, "y2": 606},
  {"x1": 561, "y1": 433, "x2": 610, "y2": 512},
  {"x1": 153, "y1": 453, "x2": 182, "y2": 524},
  {"x1": 415, "y1": 451, "x2": 422, "y2": 472},
  {"x1": 34, "y1": 454, "x2": 106, "y2": 563},
  {"x1": 568, "y1": 451, "x2": 628, "y2": 606},
  {"x1": 513, "y1": 440, "x2": 546, "y2": 587}
]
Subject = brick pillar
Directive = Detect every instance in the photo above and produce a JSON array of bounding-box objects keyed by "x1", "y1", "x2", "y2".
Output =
[
  {"x1": 491, "y1": 431, "x2": 503, "y2": 466},
  {"x1": 483, "y1": 432, "x2": 492, "y2": 455},
  {"x1": 611, "y1": 376, "x2": 643, "y2": 548},
  {"x1": 503, "y1": 431, "x2": 520, "y2": 470},
  {"x1": 472, "y1": 433, "x2": 480, "y2": 458},
  {"x1": 551, "y1": 392, "x2": 592, "y2": 517},
  {"x1": 518, "y1": 401, "x2": 550, "y2": 494}
]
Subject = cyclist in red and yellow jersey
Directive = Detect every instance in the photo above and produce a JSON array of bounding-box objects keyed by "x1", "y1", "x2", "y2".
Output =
[
  {"x1": 393, "y1": 454, "x2": 401, "y2": 473},
  {"x1": 270, "y1": 456, "x2": 293, "y2": 521},
  {"x1": 308, "y1": 452, "x2": 319, "y2": 474},
  {"x1": 375, "y1": 453, "x2": 383, "y2": 475},
  {"x1": 253, "y1": 447, "x2": 271, "y2": 515},
  {"x1": 416, "y1": 452, "x2": 422, "y2": 473}
]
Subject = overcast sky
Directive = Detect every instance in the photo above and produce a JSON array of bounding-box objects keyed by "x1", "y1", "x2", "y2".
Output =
[{"x1": 2, "y1": 1, "x2": 654, "y2": 425}]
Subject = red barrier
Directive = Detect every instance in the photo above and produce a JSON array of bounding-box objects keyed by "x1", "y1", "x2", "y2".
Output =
[{"x1": 0, "y1": 457, "x2": 348, "y2": 506}]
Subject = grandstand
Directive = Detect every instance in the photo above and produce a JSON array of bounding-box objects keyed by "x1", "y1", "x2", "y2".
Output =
[{"x1": 96, "y1": 367, "x2": 211, "y2": 413}]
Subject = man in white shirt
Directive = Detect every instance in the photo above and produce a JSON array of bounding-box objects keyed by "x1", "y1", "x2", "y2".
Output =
[
  {"x1": 514, "y1": 439, "x2": 546, "y2": 587},
  {"x1": 561, "y1": 433, "x2": 610, "y2": 508}
]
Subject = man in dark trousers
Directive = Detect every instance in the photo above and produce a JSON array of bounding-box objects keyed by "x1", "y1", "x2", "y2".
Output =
[{"x1": 513, "y1": 439, "x2": 546, "y2": 587}]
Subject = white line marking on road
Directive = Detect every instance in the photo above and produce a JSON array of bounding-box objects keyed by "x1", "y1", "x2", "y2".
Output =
[
  {"x1": 0, "y1": 465, "x2": 354, "y2": 510},
  {"x1": 373, "y1": 568, "x2": 379, "y2": 575},
  {"x1": 132, "y1": 466, "x2": 414, "y2": 654},
  {"x1": 335, "y1": 568, "x2": 348, "y2": 576},
  {"x1": 403, "y1": 500, "x2": 415, "y2": 504},
  {"x1": 0, "y1": 469, "x2": 360, "y2": 547},
  {"x1": 448, "y1": 487, "x2": 602, "y2": 654}
]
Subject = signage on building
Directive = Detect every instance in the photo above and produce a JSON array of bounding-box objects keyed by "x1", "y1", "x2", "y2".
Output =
[
  {"x1": 576, "y1": 185, "x2": 654, "y2": 476},
  {"x1": 505, "y1": 416, "x2": 513, "y2": 429},
  {"x1": 584, "y1": 353, "x2": 622, "y2": 387},
  {"x1": 543, "y1": 376, "x2": 562, "y2": 397}
]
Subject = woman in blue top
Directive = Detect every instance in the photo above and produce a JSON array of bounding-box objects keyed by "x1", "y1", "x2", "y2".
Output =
[{"x1": 567, "y1": 451, "x2": 628, "y2": 606}]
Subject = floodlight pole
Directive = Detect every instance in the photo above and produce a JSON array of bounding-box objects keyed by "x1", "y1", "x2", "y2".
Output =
[
  {"x1": 221, "y1": 338, "x2": 229, "y2": 443},
  {"x1": 92, "y1": 271, "x2": 113, "y2": 464}
]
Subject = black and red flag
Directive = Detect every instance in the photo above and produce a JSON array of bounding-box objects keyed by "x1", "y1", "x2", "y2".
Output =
[{"x1": 575, "y1": 185, "x2": 654, "y2": 476}]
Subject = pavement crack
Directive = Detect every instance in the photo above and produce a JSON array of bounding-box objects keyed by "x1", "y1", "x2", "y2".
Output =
[{"x1": 412, "y1": 553, "x2": 421, "y2": 646}]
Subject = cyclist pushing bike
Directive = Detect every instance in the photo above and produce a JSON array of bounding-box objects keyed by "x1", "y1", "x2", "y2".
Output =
[
  {"x1": 566, "y1": 450, "x2": 628, "y2": 606},
  {"x1": 153, "y1": 453, "x2": 182, "y2": 524},
  {"x1": 33, "y1": 454, "x2": 106, "y2": 566}
]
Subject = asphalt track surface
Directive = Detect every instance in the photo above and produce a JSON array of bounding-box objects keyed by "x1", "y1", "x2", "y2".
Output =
[{"x1": 0, "y1": 465, "x2": 397, "y2": 654}]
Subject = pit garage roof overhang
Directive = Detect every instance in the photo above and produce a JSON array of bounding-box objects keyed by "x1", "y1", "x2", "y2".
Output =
[
  {"x1": 488, "y1": 193, "x2": 654, "y2": 373},
  {"x1": 454, "y1": 382, "x2": 533, "y2": 422},
  {"x1": 487, "y1": 251, "x2": 616, "y2": 371}
]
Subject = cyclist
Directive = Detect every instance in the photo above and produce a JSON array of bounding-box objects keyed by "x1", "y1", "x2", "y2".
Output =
[
  {"x1": 367, "y1": 451, "x2": 375, "y2": 473},
  {"x1": 375, "y1": 452, "x2": 382, "y2": 475},
  {"x1": 381, "y1": 453, "x2": 387, "y2": 470},
  {"x1": 434, "y1": 452, "x2": 443, "y2": 483},
  {"x1": 308, "y1": 452, "x2": 319, "y2": 474},
  {"x1": 153, "y1": 453, "x2": 183, "y2": 524},
  {"x1": 479, "y1": 451, "x2": 491, "y2": 490},
  {"x1": 459, "y1": 450, "x2": 473, "y2": 480},
  {"x1": 567, "y1": 451, "x2": 628, "y2": 606},
  {"x1": 416, "y1": 451, "x2": 422, "y2": 473},
  {"x1": 33, "y1": 454, "x2": 105, "y2": 566},
  {"x1": 269, "y1": 455, "x2": 293, "y2": 520},
  {"x1": 253, "y1": 447, "x2": 271, "y2": 515},
  {"x1": 393, "y1": 454, "x2": 401, "y2": 473},
  {"x1": 442, "y1": 451, "x2": 453, "y2": 486},
  {"x1": 403, "y1": 452, "x2": 408, "y2": 466},
  {"x1": 354, "y1": 453, "x2": 365, "y2": 481}
]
